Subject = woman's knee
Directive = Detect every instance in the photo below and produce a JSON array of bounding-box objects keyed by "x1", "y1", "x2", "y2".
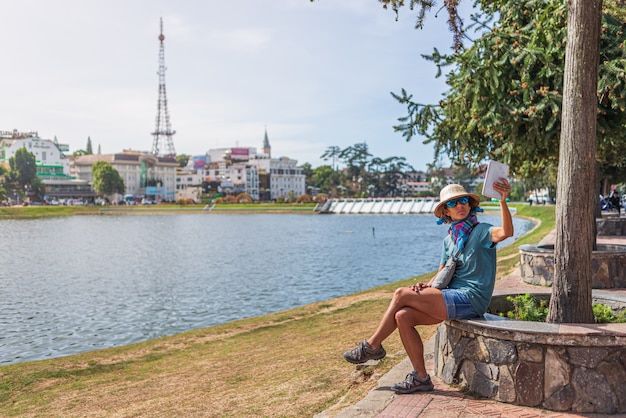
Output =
[
  {"x1": 393, "y1": 287, "x2": 418, "y2": 305},
  {"x1": 394, "y1": 308, "x2": 416, "y2": 328},
  {"x1": 394, "y1": 286, "x2": 413, "y2": 298}
]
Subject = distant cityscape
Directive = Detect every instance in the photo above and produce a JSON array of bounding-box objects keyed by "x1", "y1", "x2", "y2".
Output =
[
  {"x1": 0, "y1": 128, "x2": 311, "y2": 204},
  {"x1": 0, "y1": 127, "x2": 508, "y2": 206}
]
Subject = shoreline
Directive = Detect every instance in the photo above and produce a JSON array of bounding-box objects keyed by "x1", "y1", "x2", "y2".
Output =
[
  {"x1": 0, "y1": 201, "x2": 516, "y2": 219},
  {"x1": 0, "y1": 203, "x2": 319, "y2": 219}
]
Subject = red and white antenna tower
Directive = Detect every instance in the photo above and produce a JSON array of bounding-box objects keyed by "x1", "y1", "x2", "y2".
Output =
[{"x1": 151, "y1": 17, "x2": 176, "y2": 158}]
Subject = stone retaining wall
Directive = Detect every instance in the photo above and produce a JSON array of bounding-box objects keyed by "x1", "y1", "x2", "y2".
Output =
[
  {"x1": 597, "y1": 216, "x2": 626, "y2": 236},
  {"x1": 434, "y1": 312, "x2": 626, "y2": 414},
  {"x1": 519, "y1": 244, "x2": 626, "y2": 288}
]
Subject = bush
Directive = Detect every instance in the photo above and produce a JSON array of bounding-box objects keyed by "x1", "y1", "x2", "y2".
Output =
[
  {"x1": 313, "y1": 194, "x2": 329, "y2": 203},
  {"x1": 176, "y1": 198, "x2": 196, "y2": 205},
  {"x1": 296, "y1": 194, "x2": 312, "y2": 203},
  {"x1": 504, "y1": 294, "x2": 626, "y2": 323},
  {"x1": 505, "y1": 294, "x2": 549, "y2": 322},
  {"x1": 593, "y1": 304, "x2": 617, "y2": 323},
  {"x1": 236, "y1": 193, "x2": 253, "y2": 203}
]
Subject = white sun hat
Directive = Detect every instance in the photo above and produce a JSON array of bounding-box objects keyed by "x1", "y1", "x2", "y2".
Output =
[{"x1": 434, "y1": 184, "x2": 480, "y2": 219}]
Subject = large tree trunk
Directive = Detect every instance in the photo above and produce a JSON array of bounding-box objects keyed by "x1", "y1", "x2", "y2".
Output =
[{"x1": 547, "y1": 0, "x2": 602, "y2": 323}]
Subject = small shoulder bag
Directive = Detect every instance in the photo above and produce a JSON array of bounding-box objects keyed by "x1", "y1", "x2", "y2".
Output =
[
  {"x1": 431, "y1": 225, "x2": 475, "y2": 289},
  {"x1": 431, "y1": 247, "x2": 461, "y2": 289}
]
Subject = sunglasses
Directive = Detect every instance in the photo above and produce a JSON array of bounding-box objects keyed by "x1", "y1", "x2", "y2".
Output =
[{"x1": 445, "y1": 196, "x2": 470, "y2": 208}]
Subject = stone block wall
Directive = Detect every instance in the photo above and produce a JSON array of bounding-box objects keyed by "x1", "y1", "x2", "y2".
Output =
[
  {"x1": 519, "y1": 244, "x2": 626, "y2": 288},
  {"x1": 597, "y1": 217, "x2": 626, "y2": 236},
  {"x1": 519, "y1": 245, "x2": 554, "y2": 287},
  {"x1": 434, "y1": 320, "x2": 626, "y2": 414}
]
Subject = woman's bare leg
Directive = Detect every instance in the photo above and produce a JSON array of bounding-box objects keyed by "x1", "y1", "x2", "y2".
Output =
[
  {"x1": 367, "y1": 287, "x2": 447, "y2": 350},
  {"x1": 395, "y1": 306, "x2": 443, "y2": 377}
]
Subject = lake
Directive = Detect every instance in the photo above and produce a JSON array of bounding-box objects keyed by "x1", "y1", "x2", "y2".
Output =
[{"x1": 0, "y1": 212, "x2": 532, "y2": 365}]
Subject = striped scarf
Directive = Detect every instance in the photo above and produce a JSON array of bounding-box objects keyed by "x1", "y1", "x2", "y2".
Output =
[{"x1": 449, "y1": 213, "x2": 479, "y2": 251}]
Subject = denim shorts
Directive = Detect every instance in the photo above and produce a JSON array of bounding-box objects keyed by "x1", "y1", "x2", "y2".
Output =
[{"x1": 441, "y1": 289, "x2": 480, "y2": 320}]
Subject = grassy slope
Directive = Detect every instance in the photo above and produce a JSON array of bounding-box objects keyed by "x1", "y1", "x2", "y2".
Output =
[{"x1": 0, "y1": 205, "x2": 555, "y2": 417}]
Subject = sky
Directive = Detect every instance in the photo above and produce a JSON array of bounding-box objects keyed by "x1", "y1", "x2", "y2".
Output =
[{"x1": 1, "y1": 0, "x2": 472, "y2": 171}]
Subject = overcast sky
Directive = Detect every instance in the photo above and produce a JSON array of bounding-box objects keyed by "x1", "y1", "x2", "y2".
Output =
[{"x1": 1, "y1": 0, "x2": 472, "y2": 171}]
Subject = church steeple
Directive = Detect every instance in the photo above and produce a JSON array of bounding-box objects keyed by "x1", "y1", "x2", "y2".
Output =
[{"x1": 262, "y1": 126, "x2": 271, "y2": 157}]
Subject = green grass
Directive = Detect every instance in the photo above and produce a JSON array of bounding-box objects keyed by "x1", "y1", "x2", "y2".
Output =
[
  {"x1": 208, "y1": 202, "x2": 317, "y2": 212},
  {"x1": 0, "y1": 202, "x2": 319, "y2": 219},
  {"x1": 0, "y1": 206, "x2": 98, "y2": 218}
]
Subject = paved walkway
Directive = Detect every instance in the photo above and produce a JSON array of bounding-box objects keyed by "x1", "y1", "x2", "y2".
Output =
[{"x1": 329, "y1": 231, "x2": 626, "y2": 418}]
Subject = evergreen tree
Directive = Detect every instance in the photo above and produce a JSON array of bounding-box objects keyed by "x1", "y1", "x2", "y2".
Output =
[
  {"x1": 391, "y1": 0, "x2": 626, "y2": 183},
  {"x1": 321, "y1": 146, "x2": 341, "y2": 170},
  {"x1": 176, "y1": 154, "x2": 190, "y2": 168}
]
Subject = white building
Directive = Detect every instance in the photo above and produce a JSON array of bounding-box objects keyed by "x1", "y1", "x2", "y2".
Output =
[
  {"x1": 266, "y1": 157, "x2": 305, "y2": 200},
  {"x1": 204, "y1": 155, "x2": 304, "y2": 201},
  {"x1": 70, "y1": 151, "x2": 178, "y2": 201},
  {"x1": 203, "y1": 162, "x2": 260, "y2": 200},
  {"x1": 176, "y1": 156, "x2": 205, "y2": 202},
  {"x1": 0, "y1": 130, "x2": 70, "y2": 178},
  {"x1": 176, "y1": 169, "x2": 205, "y2": 190}
]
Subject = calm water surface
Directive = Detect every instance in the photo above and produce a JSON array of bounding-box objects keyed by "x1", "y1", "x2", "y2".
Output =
[{"x1": 0, "y1": 213, "x2": 532, "y2": 364}]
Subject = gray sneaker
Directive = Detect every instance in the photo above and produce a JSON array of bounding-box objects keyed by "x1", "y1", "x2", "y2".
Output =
[
  {"x1": 392, "y1": 371, "x2": 434, "y2": 394},
  {"x1": 343, "y1": 340, "x2": 386, "y2": 364}
]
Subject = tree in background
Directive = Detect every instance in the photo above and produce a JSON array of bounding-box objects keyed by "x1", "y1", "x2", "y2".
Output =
[
  {"x1": 300, "y1": 162, "x2": 314, "y2": 192},
  {"x1": 86, "y1": 137, "x2": 93, "y2": 155},
  {"x1": 91, "y1": 161, "x2": 125, "y2": 198},
  {"x1": 9, "y1": 148, "x2": 37, "y2": 187},
  {"x1": 4, "y1": 148, "x2": 42, "y2": 203},
  {"x1": 338, "y1": 143, "x2": 373, "y2": 195},
  {"x1": 321, "y1": 146, "x2": 341, "y2": 171},
  {"x1": 29, "y1": 177, "x2": 46, "y2": 201},
  {"x1": 316, "y1": 143, "x2": 416, "y2": 197},
  {"x1": 176, "y1": 154, "x2": 190, "y2": 168},
  {"x1": 0, "y1": 165, "x2": 6, "y2": 201},
  {"x1": 368, "y1": 156, "x2": 413, "y2": 196},
  {"x1": 313, "y1": 165, "x2": 344, "y2": 195}
]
